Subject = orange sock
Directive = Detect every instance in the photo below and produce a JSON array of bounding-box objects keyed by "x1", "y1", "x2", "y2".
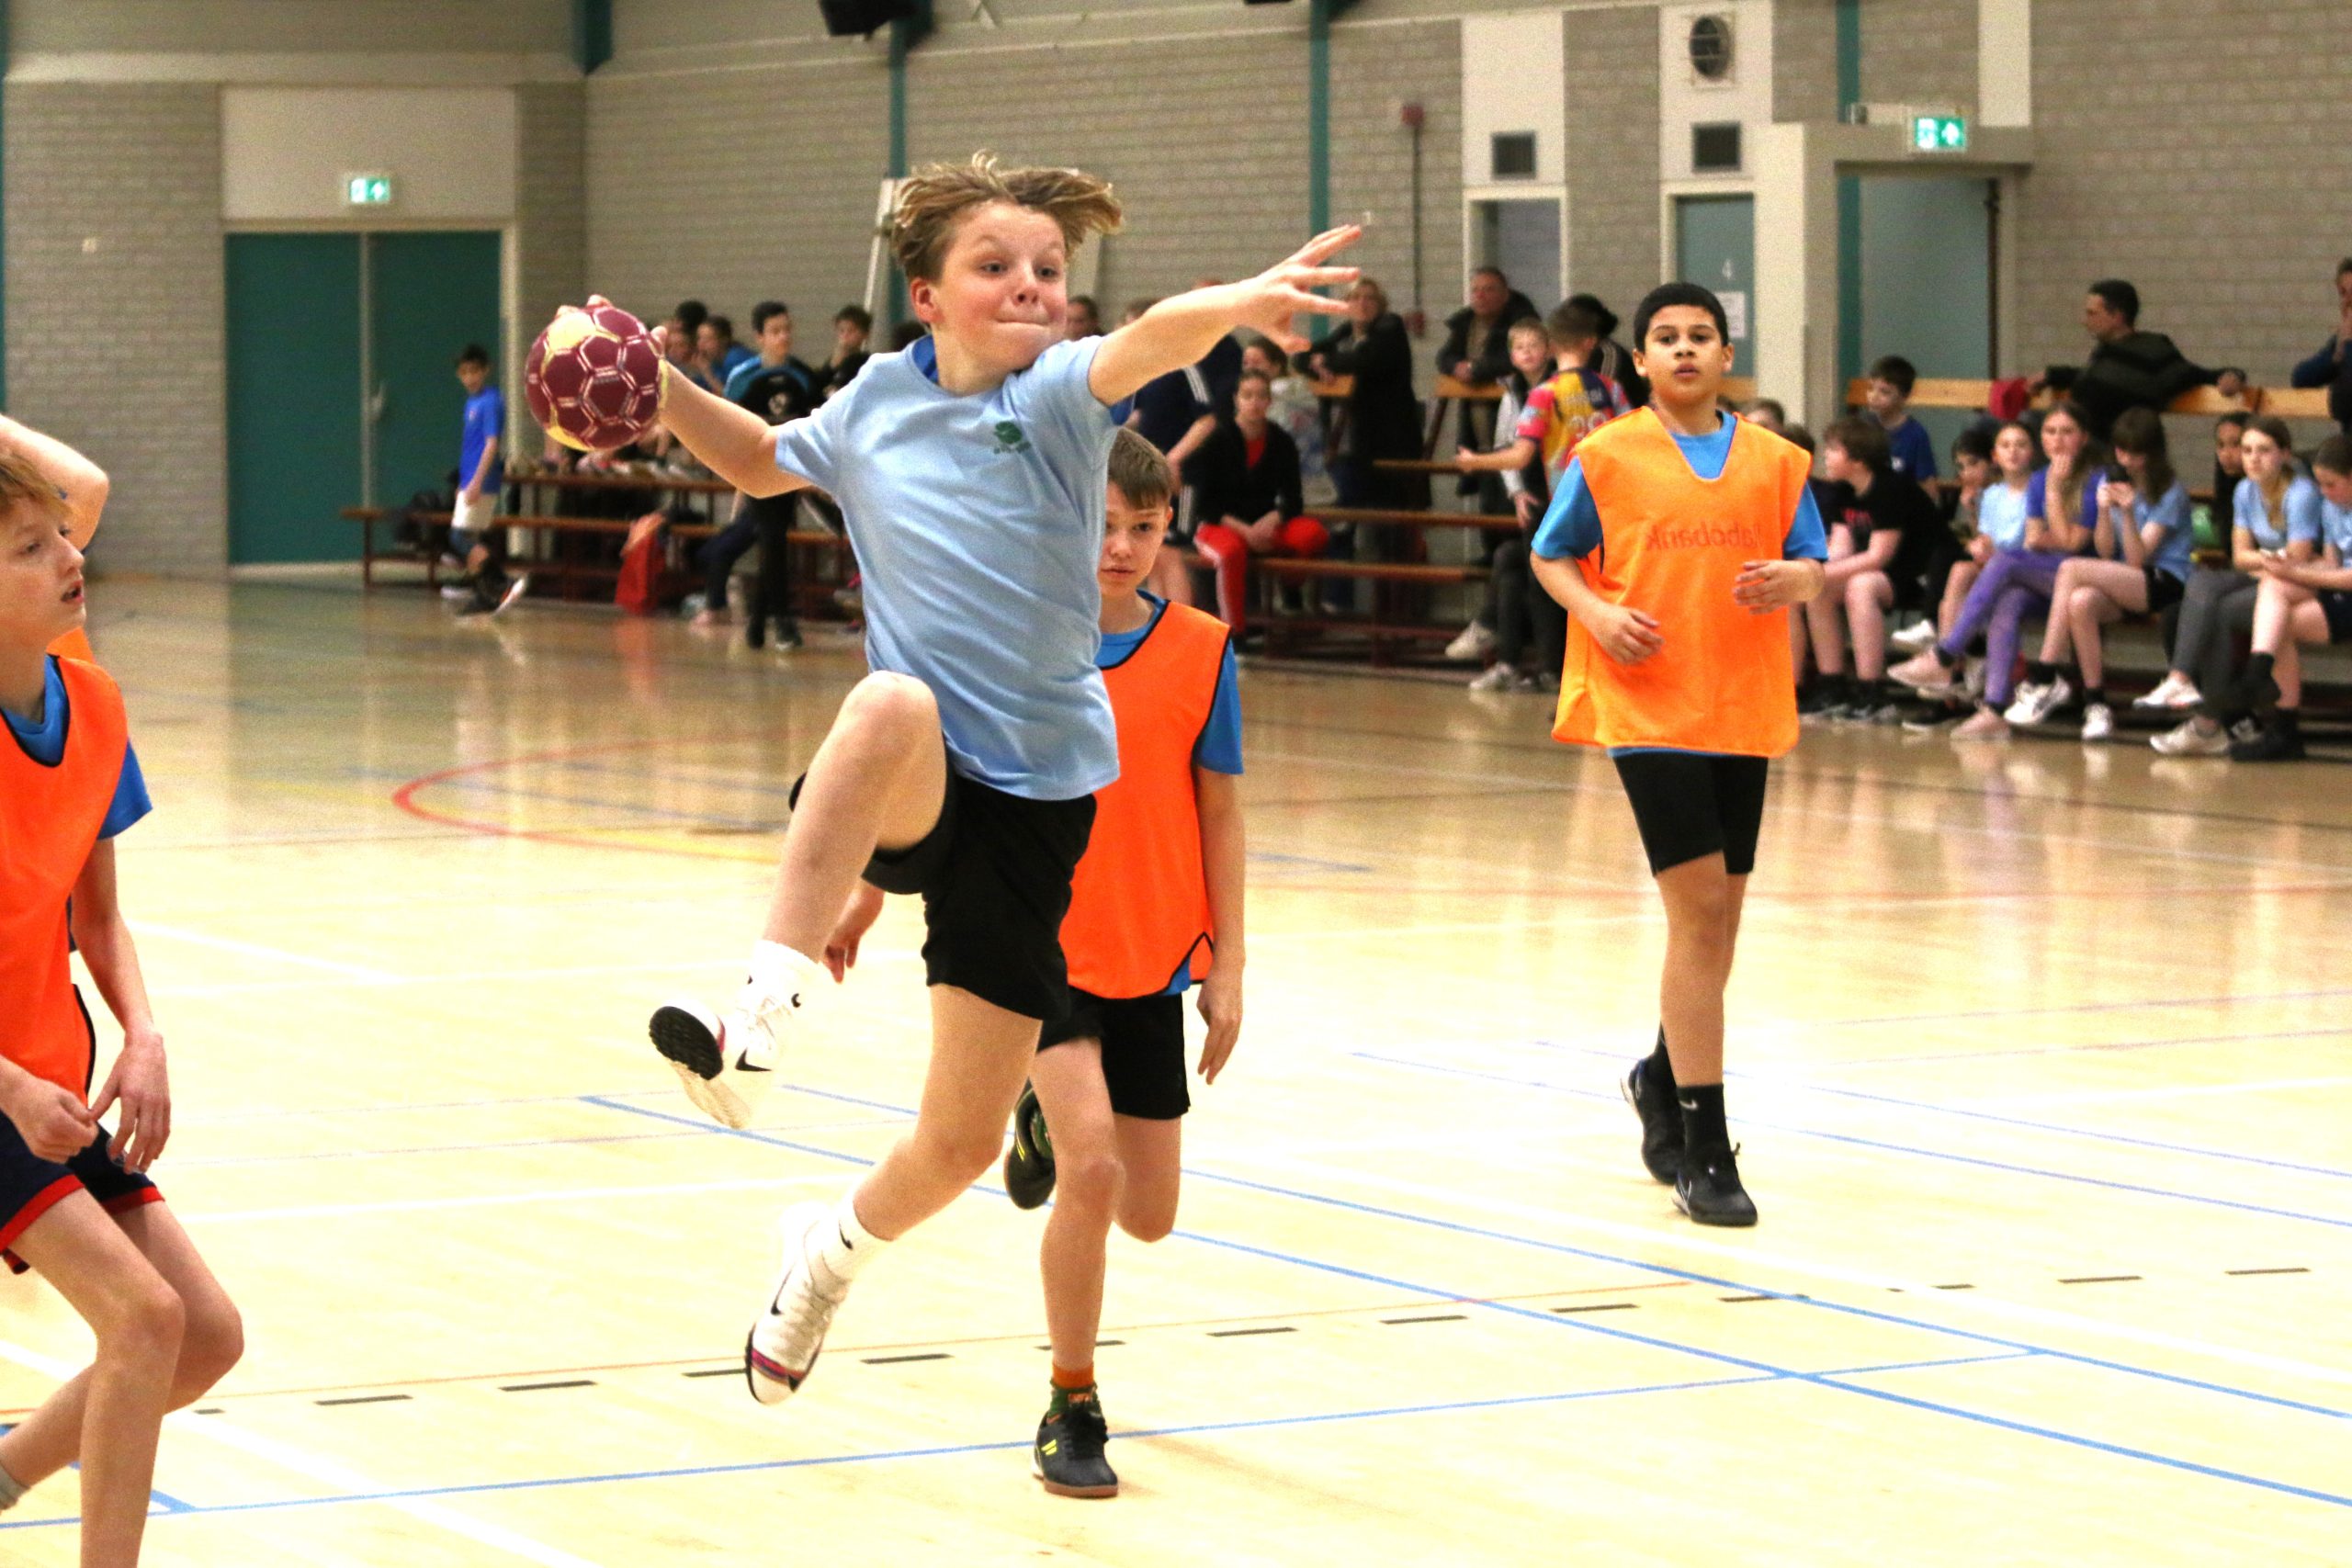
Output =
[{"x1": 1051, "y1": 1362, "x2": 1095, "y2": 1392}]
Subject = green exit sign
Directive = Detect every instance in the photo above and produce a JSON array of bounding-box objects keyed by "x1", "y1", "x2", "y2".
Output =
[
  {"x1": 345, "y1": 174, "x2": 394, "y2": 207},
  {"x1": 1910, "y1": 115, "x2": 1968, "y2": 153}
]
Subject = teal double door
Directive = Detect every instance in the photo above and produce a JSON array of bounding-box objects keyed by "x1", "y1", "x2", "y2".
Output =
[{"x1": 225, "y1": 231, "x2": 503, "y2": 564}]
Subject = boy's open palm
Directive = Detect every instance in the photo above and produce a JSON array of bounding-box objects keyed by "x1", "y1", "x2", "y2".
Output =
[
  {"x1": 92, "y1": 1038, "x2": 170, "y2": 1172},
  {"x1": 1234, "y1": 227, "x2": 1364, "y2": 352},
  {"x1": 1197, "y1": 966, "x2": 1242, "y2": 1084}
]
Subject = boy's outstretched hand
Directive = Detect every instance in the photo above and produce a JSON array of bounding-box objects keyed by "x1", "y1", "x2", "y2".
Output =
[
  {"x1": 1230, "y1": 226, "x2": 1364, "y2": 352},
  {"x1": 1733, "y1": 558, "x2": 1823, "y2": 613}
]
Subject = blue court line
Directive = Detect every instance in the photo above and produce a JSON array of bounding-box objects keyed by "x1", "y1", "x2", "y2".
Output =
[
  {"x1": 590, "y1": 1094, "x2": 2352, "y2": 1429},
  {"x1": 1805, "y1": 986, "x2": 2352, "y2": 1033},
  {"x1": 1830, "y1": 1023, "x2": 2352, "y2": 1067},
  {"x1": 0, "y1": 1359, "x2": 2025, "y2": 1530},
  {"x1": 1355, "y1": 1053, "x2": 2352, "y2": 1234},
  {"x1": 1521, "y1": 1037, "x2": 2352, "y2": 1181}
]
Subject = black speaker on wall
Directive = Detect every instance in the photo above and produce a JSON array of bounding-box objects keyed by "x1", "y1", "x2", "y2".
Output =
[{"x1": 820, "y1": 0, "x2": 922, "y2": 37}]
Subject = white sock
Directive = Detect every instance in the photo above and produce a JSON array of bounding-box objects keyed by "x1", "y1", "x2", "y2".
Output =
[
  {"x1": 0, "y1": 1461, "x2": 26, "y2": 1511},
  {"x1": 810, "y1": 1190, "x2": 886, "y2": 1292},
  {"x1": 743, "y1": 940, "x2": 825, "y2": 1010}
]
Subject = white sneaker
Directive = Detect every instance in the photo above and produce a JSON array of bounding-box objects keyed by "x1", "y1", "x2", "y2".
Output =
[
  {"x1": 649, "y1": 983, "x2": 798, "y2": 1129},
  {"x1": 1891, "y1": 620, "x2": 1939, "y2": 652},
  {"x1": 1445, "y1": 621, "x2": 1498, "y2": 661},
  {"x1": 1951, "y1": 706, "x2": 2010, "y2": 740},
  {"x1": 1889, "y1": 649, "x2": 1956, "y2": 694},
  {"x1": 745, "y1": 1202, "x2": 849, "y2": 1406},
  {"x1": 1467, "y1": 663, "x2": 1518, "y2": 693},
  {"x1": 2151, "y1": 717, "x2": 2229, "y2": 757},
  {"x1": 1962, "y1": 659, "x2": 1989, "y2": 702},
  {"x1": 2004, "y1": 674, "x2": 2071, "y2": 727},
  {"x1": 2133, "y1": 672, "x2": 2201, "y2": 711},
  {"x1": 2080, "y1": 702, "x2": 2115, "y2": 742},
  {"x1": 439, "y1": 581, "x2": 473, "y2": 602},
  {"x1": 489, "y1": 573, "x2": 532, "y2": 616}
]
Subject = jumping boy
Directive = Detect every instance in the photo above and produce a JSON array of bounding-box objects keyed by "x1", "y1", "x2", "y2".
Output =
[
  {"x1": 605, "y1": 154, "x2": 1353, "y2": 1403},
  {"x1": 0, "y1": 452, "x2": 244, "y2": 1565},
  {"x1": 1530, "y1": 283, "x2": 1826, "y2": 1226},
  {"x1": 996, "y1": 429, "x2": 1245, "y2": 1497}
]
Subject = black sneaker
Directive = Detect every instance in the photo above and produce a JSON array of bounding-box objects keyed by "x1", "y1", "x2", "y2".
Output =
[
  {"x1": 2228, "y1": 716, "x2": 2305, "y2": 762},
  {"x1": 1035, "y1": 1392, "x2": 1117, "y2": 1498},
  {"x1": 1675, "y1": 1144, "x2": 1758, "y2": 1227},
  {"x1": 1002, "y1": 1082, "x2": 1057, "y2": 1210},
  {"x1": 1621, "y1": 1056, "x2": 1682, "y2": 1185}
]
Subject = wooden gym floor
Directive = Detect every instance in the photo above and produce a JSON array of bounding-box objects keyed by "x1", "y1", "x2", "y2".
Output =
[{"x1": 2, "y1": 578, "x2": 2346, "y2": 1565}]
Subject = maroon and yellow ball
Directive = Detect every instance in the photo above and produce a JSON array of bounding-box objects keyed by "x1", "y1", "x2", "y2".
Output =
[{"x1": 525, "y1": 303, "x2": 665, "y2": 452}]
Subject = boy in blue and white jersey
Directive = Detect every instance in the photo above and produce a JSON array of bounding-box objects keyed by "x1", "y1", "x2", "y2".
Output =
[{"x1": 565, "y1": 154, "x2": 1360, "y2": 1408}]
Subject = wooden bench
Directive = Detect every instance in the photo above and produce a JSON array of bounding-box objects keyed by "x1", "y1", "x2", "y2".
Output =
[
  {"x1": 1837, "y1": 376, "x2": 2336, "y2": 421},
  {"x1": 1249, "y1": 558, "x2": 1492, "y2": 667},
  {"x1": 343, "y1": 506, "x2": 849, "y2": 615}
]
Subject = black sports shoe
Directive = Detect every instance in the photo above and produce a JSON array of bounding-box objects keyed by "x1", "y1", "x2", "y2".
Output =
[
  {"x1": 1621, "y1": 1056, "x2": 1682, "y2": 1186},
  {"x1": 2228, "y1": 714, "x2": 2305, "y2": 762},
  {"x1": 1675, "y1": 1144, "x2": 1758, "y2": 1227},
  {"x1": 1002, "y1": 1082, "x2": 1057, "y2": 1210},
  {"x1": 1035, "y1": 1392, "x2": 1117, "y2": 1498}
]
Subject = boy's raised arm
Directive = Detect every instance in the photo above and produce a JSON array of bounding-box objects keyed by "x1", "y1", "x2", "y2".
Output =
[
  {"x1": 0, "y1": 412, "x2": 109, "y2": 548},
  {"x1": 1089, "y1": 227, "x2": 1363, "y2": 407}
]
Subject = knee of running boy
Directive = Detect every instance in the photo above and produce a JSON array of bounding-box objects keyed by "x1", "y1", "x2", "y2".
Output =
[
  {"x1": 839, "y1": 671, "x2": 939, "y2": 742},
  {"x1": 95, "y1": 1274, "x2": 186, "y2": 1362},
  {"x1": 176, "y1": 1298, "x2": 244, "y2": 1399},
  {"x1": 913, "y1": 1116, "x2": 1014, "y2": 1189},
  {"x1": 1114, "y1": 1196, "x2": 1176, "y2": 1244},
  {"x1": 1057, "y1": 1145, "x2": 1125, "y2": 1214}
]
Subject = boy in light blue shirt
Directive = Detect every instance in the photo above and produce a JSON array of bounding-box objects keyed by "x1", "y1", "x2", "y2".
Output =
[{"x1": 571, "y1": 153, "x2": 1360, "y2": 1410}]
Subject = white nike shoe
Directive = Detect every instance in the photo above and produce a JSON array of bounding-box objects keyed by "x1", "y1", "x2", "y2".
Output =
[
  {"x1": 1444, "y1": 620, "x2": 1498, "y2": 661},
  {"x1": 649, "y1": 982, "x2": 799, "y2": 1129},
  {"x1": 745, "y1": 1202, "x2": 849, "y2": 1406}
]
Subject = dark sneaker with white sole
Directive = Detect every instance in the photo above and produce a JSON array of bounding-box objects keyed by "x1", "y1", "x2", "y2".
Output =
[
  {"x1": 1622, "y1": 1050, "x2": 1682, "y2": 1186},
  {"x1": 1035, "y1": 1392, "x2": 1117, "y2": 1498},
  {"x1": 1002, "y1": 1082, "x2": 1057, "y2": 1210},
  {"x1": 1675, "y1": 1144, "x2": 1758, "y2": 1227}
]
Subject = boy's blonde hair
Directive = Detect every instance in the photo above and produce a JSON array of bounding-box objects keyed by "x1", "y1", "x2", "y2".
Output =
[
  {"x1": 0, "y1": 451, "x2": 66, "y2": 533},
  {"x1": 1106, "y1": 427, "x2": 1174, "y2": 511},
  {"x1": 888, "y1": 152, "x2": 1124, "y2": 284}
]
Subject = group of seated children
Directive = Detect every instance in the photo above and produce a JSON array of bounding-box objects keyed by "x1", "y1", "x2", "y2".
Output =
[{"x1": 1793, "y1": 389, "x2": 2352, "y2": 761}]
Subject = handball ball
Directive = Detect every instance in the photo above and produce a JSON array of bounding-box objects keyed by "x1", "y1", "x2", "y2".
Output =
[{"x1": 526, "y1": 302, "x2": 665, "y2": 452}]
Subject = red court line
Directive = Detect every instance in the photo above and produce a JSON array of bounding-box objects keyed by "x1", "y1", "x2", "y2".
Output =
[{"x1": 389, "y1": 739, "x2": 770, "y2": 864}]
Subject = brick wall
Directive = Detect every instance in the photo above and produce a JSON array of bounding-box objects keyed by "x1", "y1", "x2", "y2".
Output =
[
  {"x1": 583, "y1": 62, "x2": 890, "y2": 344},
  {"x1": 2017, "y1": 0, "x2": 2351, "y2": 398},
  {"x1": 1566, "y1": 6, "x2": 1662, "y2": 324},
  {"x1": 4, "y1": 84, "x2": 226, "y2": 575},
  {"x1": 1858, "y1": 0, "x2": 1977, "y2": 112},
  {"x1": 514, "y1": 82, "x2": 586, "y2": 452},
  {"x1": 1773, "y1": 0, "x2": 1838, "y2": 122},
  {"x1": 1329, "y1": 20, "x2": 1459, "y2": 340}
]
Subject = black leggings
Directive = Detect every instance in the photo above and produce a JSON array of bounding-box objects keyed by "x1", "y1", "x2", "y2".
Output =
[
  {"x1": 1489, "y1": 536, "x2": 1566, "y2": 672},
  {"x1": 1612, "y1": 751, "x2": 1770, "y2": 877},
  {"x1": 743, "y1": 498, "x2": 797, "y2": 638}
]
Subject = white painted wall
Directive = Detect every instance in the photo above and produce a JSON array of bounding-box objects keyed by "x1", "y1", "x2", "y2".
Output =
[
  {"x1": 1977, "y1": 0, "x2": 2032, "y2": 128},
  {"x1": 1657, "y1": 0, "x2": 1775, "y2": 183},
  {"x1": 220, "y1": 89, "x2": 517, "y2": 223},
  {"x1": 1460, "y1": 11, "x2": 1566, "y2": 188}
]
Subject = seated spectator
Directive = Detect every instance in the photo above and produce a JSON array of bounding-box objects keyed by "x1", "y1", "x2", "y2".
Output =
[
  {"x1": 1247, "y1": 337, "x2": 1331, "y2": 506},
  {"x1": 2220, "y1": 435, "x2": 2352, "y2": 760},
  {"x1": 1125, "y1": 296, "x2": 1216, "y2": 484},
  {"x1": 2033, "y1": 278, "x2": 2242, "y2": 440},
  {"x1": 1864, "y1": 355, "x2": 1938, "y2": 479},
  {"x1": 2007, "y1": 407, "x2": 2191, "y2": 738},
  {"x1": 2208, "y1": 412, "x2": 2250, "y2": 542},
  {"x1": 723, "y1": 301, "x2": 813, "y2": 405},
  {"x1": 1438, "y1": 266, "x2": 1540, "y2": 468},
  {"x1": 821, "y1": 305, "x2": 873, "y2": 400},
  {"x1": 1797, "y1": 417, "x2": 1944, "y2": 721},
  {"x1": 1742, "y1": 399, "x2": 1788, "y2": 434},
  {"x1": 2288, "y1": 258, "x2": 2352, "y2": 434},
  {"x1": 1190, "y1": 370, "x2": 1329, "y2": 637},
  {"x1": 1892, "y1": 401, "x2": 2102, "y2": 737},
  {"x1": 1566, "y1": 293, "x2": 1647, "y2": 408},
  {"x1": 2148, "y1": 415, "x2": 2324, "y2": 754},
  {"x1": 699, "y1": 314, "x2": 756, "y2": 389},
  {"x1": 1902, "y1": 424, "x2": 2025, "y2": 660},
  {"x1": 1065, "y1": 294, "x2": 1102, "y2": 341},
  {"x1": 1444, "y1": 317, "x2": 1556, "y2": 682}
]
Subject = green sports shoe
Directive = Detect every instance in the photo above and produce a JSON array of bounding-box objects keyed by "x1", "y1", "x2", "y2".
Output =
[{"x1": 1002, "y1": 1082, "x2": 1057, "y2": 1210}]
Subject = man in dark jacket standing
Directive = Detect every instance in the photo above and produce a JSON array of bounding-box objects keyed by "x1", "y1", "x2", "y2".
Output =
[
  {"x1": 1438, "y1": 268, "x2": 1540, "y2": 485},
  {"x1": 2035, "y1": 278, "x2": 2243, "y2": 440},
  {"x1": 2289, "y1": 258, "x2": 2352, "y2": 434}
]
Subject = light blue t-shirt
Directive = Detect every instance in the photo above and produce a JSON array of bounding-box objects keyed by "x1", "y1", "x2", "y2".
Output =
[
  {"x1": 1532, "y1": 413, "x2": 1828, "y2": 563},
  {"x1": 2123, "y1": 482, "x2": 2194, "y2": 582},
  {"x1": 1976, "y1": 481, "x2": 2031, "y2": 551},
  {"x1": 4, "y1": 657, "x2": 151, "y2": 839},
  {"x1": 2233, "y1": 475, "x2": 2324, "y2": 552},
  {"x1": 775, "y1": 335, "x2": 1120, "y2": 799},
  {"x1": 2321, "y1": 495, "x2": 2352, "y2": 560},
  {"x1": 1097, "y1": 592, "x2": 1244, "y2": 777}
]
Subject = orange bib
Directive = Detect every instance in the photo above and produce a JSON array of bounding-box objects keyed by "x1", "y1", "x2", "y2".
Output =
[
  {"x1": 47, "y1": 627, "x2": 95, "y2": 665},
  {"x1": 1, "y1": 658, "x2": 128, "y2": 1098},
  {"x1": 1062, "y1": 603, "x2": 1230, "y2": 999},
  {"x1": 1552, "y1": 410, "x2": 1812, "y2": 758}
]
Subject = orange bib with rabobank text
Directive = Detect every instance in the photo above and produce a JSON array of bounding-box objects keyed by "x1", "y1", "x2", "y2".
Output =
[
  {"x1": 0, "y1": 658, "x2": 130, "y2": 1099},
  {"x1": 1552, "y1": 410, "x2": 1813, "y2": 758},
  {"x1": 1062, "y1": 602, "x2": 1230, "y2": 999}
]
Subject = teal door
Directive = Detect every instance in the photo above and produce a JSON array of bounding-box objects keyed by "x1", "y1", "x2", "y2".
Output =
[
  {"x1": 1855, "y1": 175, "x2": 1994, "y2": 457},
  {"x1": 1673, "y1": 196, "x2": 1755, "y2": 376},
  {"x1": 226, "y1": 234, "x2": 363, "y2": 564},
  {"x1": 224, "y1": 230, "x2": 503, "y2": 564},
  {"x1": 370, "y1": 231, "x2": 504, "y2": 510}
]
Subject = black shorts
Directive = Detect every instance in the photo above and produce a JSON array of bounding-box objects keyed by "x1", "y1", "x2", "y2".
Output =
[
  {"x1": 1037, "y1": 988, "x2": 1190, "y2": 1120},
  {"x1": 1611, "y1": 751, "x2": 1770, "y2": 877},
  {"x1": 796, "y1": 769, "x2": 1096, "y2": 1021},
  {"x1": 2322, "y1": 590, "x2": 2352, "y2": 644},
  {"x1": 2145, "y1": 569, "x2": 2187, "y2": 614},
  {"x1": 0, "y1": 1118, "x2": 162, "y2": 1275}
]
